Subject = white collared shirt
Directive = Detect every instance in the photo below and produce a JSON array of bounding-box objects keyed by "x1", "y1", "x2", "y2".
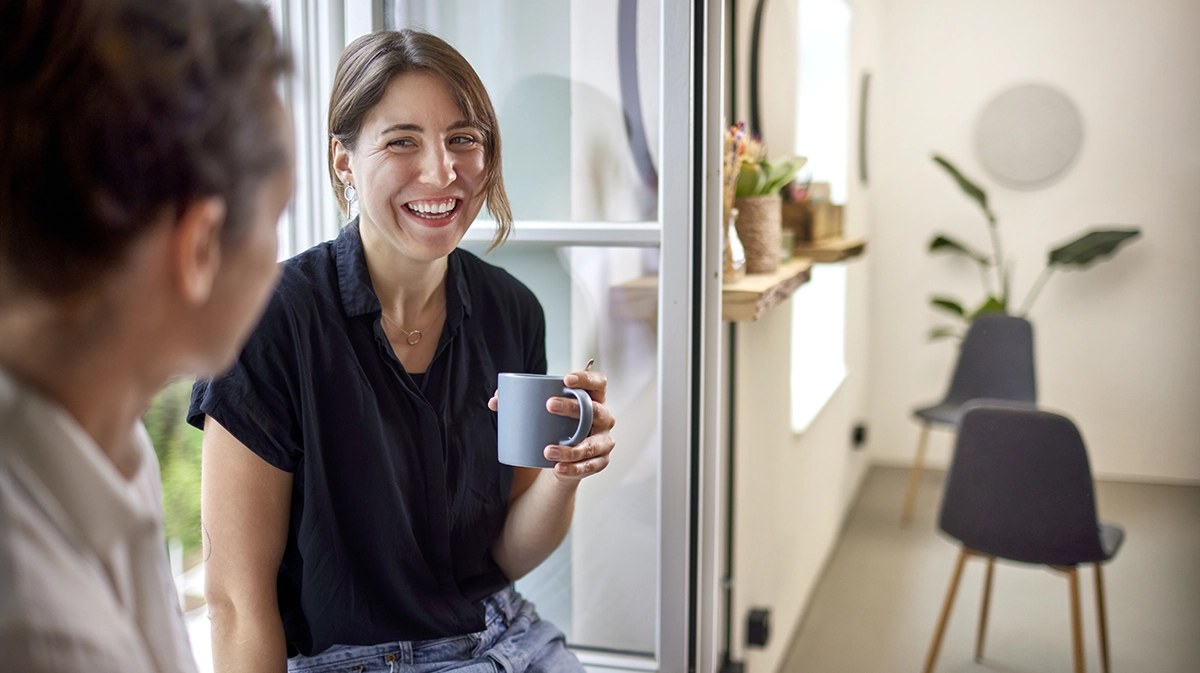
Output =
[{"x1": 0, "y1": 368, "x2": 198, "y2": 672}]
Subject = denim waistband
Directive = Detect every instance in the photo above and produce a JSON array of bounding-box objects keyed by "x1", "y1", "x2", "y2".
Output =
[
  {"x1": 481, "y1": 582, "x2": 520, "y2": 628},
  {"x1": 287, "y1": 584, "x2": 522, "y2": 672}
]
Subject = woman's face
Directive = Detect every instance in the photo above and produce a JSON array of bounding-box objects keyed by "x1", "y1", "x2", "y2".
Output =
[{"x1": 342, "y1": 71, "x2": 488, "y2": 263}]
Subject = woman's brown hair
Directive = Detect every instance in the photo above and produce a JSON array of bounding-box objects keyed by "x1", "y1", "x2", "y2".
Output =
[{"x1": 327, "y1": 30, "x2": 512, "y2": 250}]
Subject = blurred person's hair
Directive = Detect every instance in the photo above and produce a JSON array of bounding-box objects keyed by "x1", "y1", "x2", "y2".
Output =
[
  {"x1": 0, "y1": 0, "x2": 291, "y2": 300},
  {"x1": 327, "y1": 29, "x2": 512, "y2": 249}
]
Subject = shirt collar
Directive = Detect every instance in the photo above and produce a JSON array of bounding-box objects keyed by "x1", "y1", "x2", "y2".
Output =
[
  {"x1": 448, "y1": 248, "x2": 474, "y2": 320},
  {"x1": 0, "y1": 368, "x2": 159, "y2": 558},
  {"x1": 333, "y1": 219, "x2": 474, "y2": 320}
]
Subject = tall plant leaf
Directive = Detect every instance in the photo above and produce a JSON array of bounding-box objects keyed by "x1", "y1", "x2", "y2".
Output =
[
  {"x1": 929, "y1": 234, "x2": 990, "y2": 265},
  {"x1": 1048, "y1": 229, "x2": 1141, "y2": 268},
  {"x1": 929, "y1": 296, "x2": 966, "y2": 318},
  {"x1": 1002, "y1": 260, "x2": 1014, "y2": 306},
  {"x1": 735, "y1": 163, "x2": 765, "y2": 198},
  {"x1": 928, "y1": 326, "x2": 962, "y2": 342},
  {"x1": 970, "y1": 295, "x2": 1007, "y2": 318},
  {"x1": 762, "y1": 157, "x2": 808, "y2": 195},
  {"x1": 735, "y1": 156, "x2": 808, "y2": 197},
  {"x1": 932, "y1": 154, "x2": 996, "y2": 223}
]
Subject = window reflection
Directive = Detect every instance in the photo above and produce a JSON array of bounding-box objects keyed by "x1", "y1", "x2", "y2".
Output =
[
  {"x1": 460, "y1": 243, "x2": 659, "y2": 655},
  {"x1": 388, "y1": 0, "x2": 660, "y2": 223}
]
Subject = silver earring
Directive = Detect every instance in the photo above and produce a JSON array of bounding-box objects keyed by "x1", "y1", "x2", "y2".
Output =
[{"x1": 344, "y1": 184, "x2": 357, "y2": 203}]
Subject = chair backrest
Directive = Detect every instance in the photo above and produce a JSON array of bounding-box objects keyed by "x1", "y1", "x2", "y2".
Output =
[
  {"x1": 942, "y1": 314, "x2": 1036, "y2": 407},
  {"x1": 939, "y1": 405, "x2": 1107, "y2": 565}
]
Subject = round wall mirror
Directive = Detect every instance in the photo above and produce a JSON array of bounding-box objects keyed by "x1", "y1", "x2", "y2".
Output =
[{"x1": 974, "y1": 83, "x2": 1084, "y2": 190}]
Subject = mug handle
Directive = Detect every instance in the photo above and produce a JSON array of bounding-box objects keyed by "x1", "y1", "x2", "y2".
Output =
[{"x1": 559, "y1": 386, "x2": 594, "y2": 447}]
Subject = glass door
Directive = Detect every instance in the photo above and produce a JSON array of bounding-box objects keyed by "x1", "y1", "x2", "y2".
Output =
[
  {"x1": 167, "y1": 2, "x2": 720, "y2": 672},
  {"x1": 386, "y1": 1, "x2": 723, "y2": 671},
  {"x1": 401, "y1": 0, "x2": 661, "y2": 658}
]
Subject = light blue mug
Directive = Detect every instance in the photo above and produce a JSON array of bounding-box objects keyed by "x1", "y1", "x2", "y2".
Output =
[{"x1": 497, "y1": 373, "x2": 594, "y2": 468}]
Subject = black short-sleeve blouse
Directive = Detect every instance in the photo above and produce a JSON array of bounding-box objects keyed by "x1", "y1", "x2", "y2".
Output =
[{"x1": 187, "y1": 222, "x2": 546, "y2": 656}]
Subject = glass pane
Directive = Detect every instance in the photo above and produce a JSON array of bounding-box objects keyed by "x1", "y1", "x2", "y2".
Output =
[
  {"x1": 388, "y1": 1, "x2": 660, "y2": 223},
  {"x1": 459, "y1": 242, "x2": 660, "y2": 655}
]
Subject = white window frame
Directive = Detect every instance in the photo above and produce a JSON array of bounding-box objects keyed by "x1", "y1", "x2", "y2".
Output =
[{"x1": 269, "y1": 0, "x2": 380, "y2": 260}]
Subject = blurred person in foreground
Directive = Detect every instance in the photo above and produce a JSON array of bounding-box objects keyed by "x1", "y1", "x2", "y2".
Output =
[{"x1": 0, "y1": 0, "x2": 293, "y2": 670}]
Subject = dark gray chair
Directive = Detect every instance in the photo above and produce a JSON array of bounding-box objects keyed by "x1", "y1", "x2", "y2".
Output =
[
  {"x1": 901, "y1": 314, "x2": 1037, "y2": 525},
  {"x1": 922, "y1": 405, "x2": 1124, "y2": 673}
]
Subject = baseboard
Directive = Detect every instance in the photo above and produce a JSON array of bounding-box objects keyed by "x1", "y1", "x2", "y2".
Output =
[
  {"x1": 867, "y1": 457, "x2": 1200, "y2": 487},
  {"x1": 1091, "y1": 471, "x2": 1200, "y2": 487},
  {"x1": 869, "y1": 455, "x2": 947, "y2": 471}
]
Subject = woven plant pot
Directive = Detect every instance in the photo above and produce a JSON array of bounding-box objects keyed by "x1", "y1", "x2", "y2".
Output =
[{"x1": 733, "y1": 194, "x2": 782, "y2": 273}]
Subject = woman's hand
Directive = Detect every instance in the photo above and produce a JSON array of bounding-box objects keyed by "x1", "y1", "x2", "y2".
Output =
[
  {"x1": 487, "y1": 369, "x2": 616, "y2": 482},
  {"x1": 545, "y1": 370, "x2": 615, "y2": 481},
  {"x1": 487, "y1": 369, "x2": 615, "y2": 578}
]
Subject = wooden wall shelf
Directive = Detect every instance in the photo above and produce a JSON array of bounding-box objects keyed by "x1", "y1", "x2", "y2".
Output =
[
  {"x1": 721, "y1": 258, "x2": 813, "y2": 322},
  {"x1": 610, "y1": 258, "x2": 814, "y2": 323},
  {"x1": 792, "y1": 236, "x2": 866, "y2": 263},
  {"x1": 610, "y1": 275, "x2": 659, "y2": 321},
  {"x1": 609, "y1": 236, "x2": 865, "y2": 324}
]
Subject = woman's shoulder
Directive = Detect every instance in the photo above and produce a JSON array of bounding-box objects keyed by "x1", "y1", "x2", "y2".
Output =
[
  {"x1": 220, "y1": 240, "x2": 342, "y2": 357},
  {"x1": 279, "y1": 238, "x2": 338, "y2": 291},
  {"x1": 452, "y1": 248, "x2": 540, "y2": 310},
  {"x1": 270, "y1": 239, "x2": 341, "y2": 319}
]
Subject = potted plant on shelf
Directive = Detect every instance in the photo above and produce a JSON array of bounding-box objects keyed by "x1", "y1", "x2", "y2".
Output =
[
  {"x1": 733, "y1": 138, "x2": 806, "y2": 273},
  {"x1": 927, "y1": 154, "x2": 1141, "y2": 340}
]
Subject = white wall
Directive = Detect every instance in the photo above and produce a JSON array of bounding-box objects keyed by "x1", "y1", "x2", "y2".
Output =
[
  {"x1": 727, "y1": 2, "x2": 883, "y2": 672},
  {"x1": 733, "y1": 0, "x2": 798, "y2": 152},
  {"x1": 729, "y1": 264, "x2": 873, "y2": 673},
  {"x1": 866, "y1": 0, "x2": 1200, "y2": 481}
]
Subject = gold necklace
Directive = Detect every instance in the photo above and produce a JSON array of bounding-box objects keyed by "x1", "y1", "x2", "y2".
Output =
[{"x1": 380, "y1": 303, "x2": 445, "y2": 346}]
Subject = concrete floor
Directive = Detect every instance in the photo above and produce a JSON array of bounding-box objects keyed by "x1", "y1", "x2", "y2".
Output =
[{"x1": 779, "y1": 466, "x2": 1200, "y2": 673}]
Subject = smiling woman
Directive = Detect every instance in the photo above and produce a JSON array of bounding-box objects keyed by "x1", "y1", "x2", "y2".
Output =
[
  {"x1": 189, "y1": 28, "x2": 616, "y2": 673},
  {"x1": 333, "y1": 71, "x2": 489, "y2": 267},
  {"x1": 327, "y1": 31, "x2": 512, "y2": 248}
]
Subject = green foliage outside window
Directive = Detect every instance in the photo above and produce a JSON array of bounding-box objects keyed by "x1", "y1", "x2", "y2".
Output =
[{"x1": 143, "y1": 379, "x2": 204, "y2": 562}]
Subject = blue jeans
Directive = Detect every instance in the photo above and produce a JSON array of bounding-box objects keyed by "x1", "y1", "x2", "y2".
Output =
[{"x1": 286, "y1": 585, "x2": 581, "y2": 673}]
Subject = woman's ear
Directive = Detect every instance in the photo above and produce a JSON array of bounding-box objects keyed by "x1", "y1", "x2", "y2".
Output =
[
  {"x1": 331, "y1": 138, "x2": 354, "y2": 188},
  {"x1": 173, "y1": 197, "x2": 228, "y2": 305}
]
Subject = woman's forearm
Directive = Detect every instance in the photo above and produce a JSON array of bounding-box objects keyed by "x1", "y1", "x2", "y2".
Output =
[
  {"x1": 201, "y1": 417, "x2": 294, "y2": 673},
  {"x1": 208, "y1": 599, "x2": 288, "y2": 673},
  {"x1": 492, "y1": 470, "x2": 579, "y2": 579}
]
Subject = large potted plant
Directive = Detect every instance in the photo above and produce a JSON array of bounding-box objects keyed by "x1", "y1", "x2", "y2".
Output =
[
  {"x1": 926, "y1": 154, "x2": 1141, "y2": 339},
  {"x1": 733, "y1": 140, "x2": 806, "y2": 273}
]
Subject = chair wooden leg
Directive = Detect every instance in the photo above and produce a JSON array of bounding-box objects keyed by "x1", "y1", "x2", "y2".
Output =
[
  {"x1": 923, "y1": 547, "x2": 969, "y2": 673},
  {"x1": 1068, "y1": 567, "x2": 1086, "y2": 673},
  {"x1": 901, "y1": 423, "x2": 931, "y2": 526},
  {"x1": 1095, "y1": 564, "x2": 1111, "y2": 673},
  {"x1": 975, "y1": 556, "x2": 996, "y2": 662}
]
